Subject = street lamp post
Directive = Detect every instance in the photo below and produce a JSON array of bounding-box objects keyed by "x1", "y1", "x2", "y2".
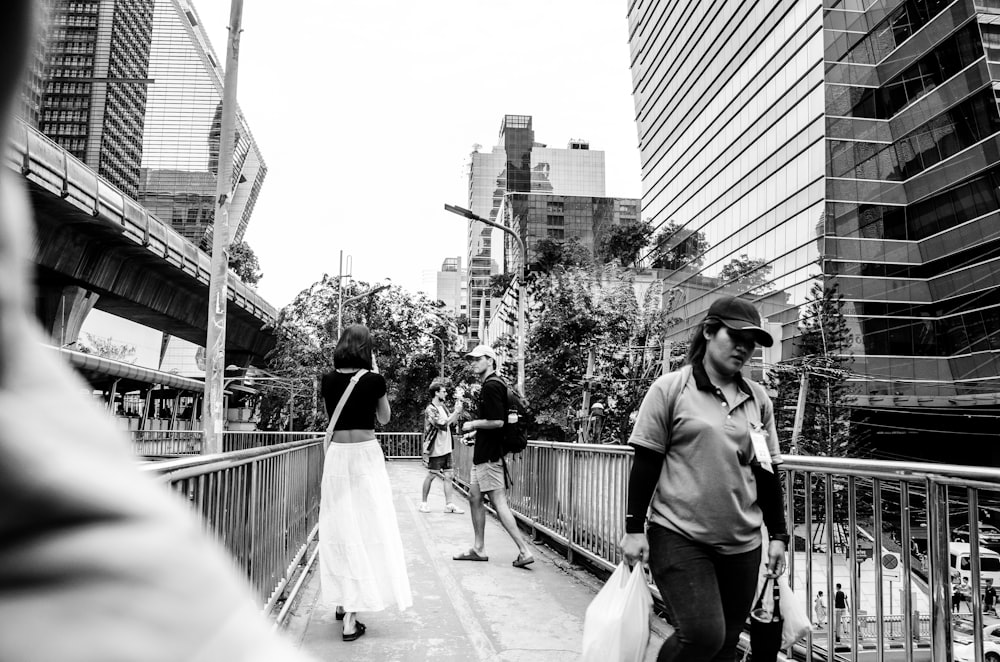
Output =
[
  {"x1": 336, "y1": 282, "x2": 391, "y2": 338},
  {"x1": 428, "y1": 334, "x2": 446, "y2": 377},
  {"x1": 203, "y1": 0, "x2": 245, "y2": 455},
  {"x1": 444, "y1": 203, "x2": 525, "y2": 394}
]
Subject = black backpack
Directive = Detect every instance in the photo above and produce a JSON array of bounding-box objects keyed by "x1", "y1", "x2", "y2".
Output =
[{"x1": 485, "y1": 375, "x2": 531, "y2": 455}]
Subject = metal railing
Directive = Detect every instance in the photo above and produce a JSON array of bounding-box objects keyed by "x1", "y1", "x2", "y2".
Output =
[
  {"x1": 142, "y1": 436, "x2": 325, "y2": 614},
  {"x1": 134, "y1": 430, "x2": 423, "y2": 457},
  {"x1": 137, "y1": 431, "x2": 422, "y2": 613},
  {"x1": 452, "y1": 440, "x2": 1000, "y2": 662}
]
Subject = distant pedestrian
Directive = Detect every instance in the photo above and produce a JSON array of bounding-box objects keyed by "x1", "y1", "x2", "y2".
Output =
[
  {"x1": 814, "y1": 591, "x2": 827, "y2": 627},
  {"x1": 985, "y1": 578, "x2": 997, "y2": 616},
  {"x1": 419, "y1": 379, "x2": 464, "y2": 514},
  {"x1": 959, "y1": 576, "x2": 974, "y2": 613},
  {"x1": 319, "y1": 325, "x2": 412, "y2": 642},
  {"x1": 453, "y1": 345, "x2": 534, "y2": 569},
  {"x1": 834, "y1": 583, "x2": 850, "y2": 642}
]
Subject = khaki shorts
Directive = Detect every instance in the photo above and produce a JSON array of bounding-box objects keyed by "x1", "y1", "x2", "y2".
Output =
[{"x1": 471, "y1": 459, "x2": 505, "y2": 493}]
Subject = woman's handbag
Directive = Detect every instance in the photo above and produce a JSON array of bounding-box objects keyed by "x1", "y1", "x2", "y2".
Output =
[
  {"x1": 749, "y1": 577, "x2": 783, "y2": 662},
  {"x1": 323, "y1": 369, "x2": 367, "y2": 451}
]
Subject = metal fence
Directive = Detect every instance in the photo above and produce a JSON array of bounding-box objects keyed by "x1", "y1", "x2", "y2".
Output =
[
  {"x1": 452, "y1": 440, "x2": 1000, "y2": 662},
  {"x1": 133, "y1": 430, "x2": 422, "y2": 457},
  {"x1": 142, "y1": 435, "x2": 325, "y2": 614},
  {"x1": 137, "y1": 431, "x2": 422, "y2": 614}
]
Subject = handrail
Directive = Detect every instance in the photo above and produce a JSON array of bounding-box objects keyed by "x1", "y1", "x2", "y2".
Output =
[{"x1": 449, "y1": 440, "x2": 1000, "y2": 662}]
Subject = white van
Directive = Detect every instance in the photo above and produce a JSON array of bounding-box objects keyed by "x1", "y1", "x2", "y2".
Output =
[{"x1": 949, "y1": 542, "x2": 1000, "y2": 589}]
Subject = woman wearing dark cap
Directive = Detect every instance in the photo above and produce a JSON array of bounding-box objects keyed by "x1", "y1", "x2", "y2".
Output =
[
  {"x1": 620, "y1": 296, "x2": 789, "y2": 662},
  {"x1": 319, "y1": 324, "x2": 411, "y2": 642}
]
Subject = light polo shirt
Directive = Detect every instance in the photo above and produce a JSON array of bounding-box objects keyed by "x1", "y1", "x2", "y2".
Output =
[{"x1": 628, "y1": 362, "x2": 782, "y2": 554}]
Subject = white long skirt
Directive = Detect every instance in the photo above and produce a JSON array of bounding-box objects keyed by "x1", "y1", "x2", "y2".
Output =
[{"x1": 318, "y1": 440, "x2": 412, "y2": 613}]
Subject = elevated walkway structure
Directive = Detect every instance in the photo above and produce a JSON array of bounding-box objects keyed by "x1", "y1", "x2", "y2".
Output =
[
  {"x1": 145, "y1": 435, "x2": 1000, "y2": 662},
  {"x1": 6, "y1": 120, "x2": 277, "y2": 366}
]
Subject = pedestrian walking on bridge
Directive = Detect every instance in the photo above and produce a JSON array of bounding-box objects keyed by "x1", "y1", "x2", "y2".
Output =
[
  {"x1": 419, "y1": 379, "x2": 464, "y2": 514},
  {"x1": 621, "y1": 296, "x2": 789, "y2": 662},
  {"x1": 319, "y1": 325, "x2": 412, "y2": 642}
]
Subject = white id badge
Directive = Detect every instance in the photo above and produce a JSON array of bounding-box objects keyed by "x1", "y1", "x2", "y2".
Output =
[{"x1": 749, "y1": 426, "x2": 773, "y2": 473}]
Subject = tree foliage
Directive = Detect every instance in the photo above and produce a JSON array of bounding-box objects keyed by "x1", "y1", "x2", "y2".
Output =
[
  {"x1": 766, "y1": 279, "x2": 867, "y2": 531},
  {"x1": 261, "y1": 277, "x2": 476, "y2": 432},
  {"x1": 650, "y1": 222, "x2": 711, "y2": 271},
  {"x1": 80, "y1": 333, "x2": 137, "y2": 363},
  {"x1": 719, "y1": 254, "x2": 773, "y2": 294},
  {"x1": 597, "y1": 220, "x2": 653, "y2": 268},
  {"x1": 228, "y1": 240, "x2": 263, "y2": 286},
  {"x1": 530, "y1": 237, "x2": 593, "y2": 274},
  {"x1": 524, "y1": 265, "x2": 676, "y2": 442},
  {"x1": 489, "y1": 273, "x2": 514, "y2": 298}
]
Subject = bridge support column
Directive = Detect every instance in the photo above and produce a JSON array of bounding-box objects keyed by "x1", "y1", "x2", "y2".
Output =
[{"x1": 37, "y1": 285, "x2": 99, "y2": 347}]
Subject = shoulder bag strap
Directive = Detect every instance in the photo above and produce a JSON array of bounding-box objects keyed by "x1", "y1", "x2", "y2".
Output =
[
  {"x1": 323, "y1": 369, "x2": 368, "y2": 449},
  {"x1": 663, "y1": 364, "x2": 692, "y2": 450}
]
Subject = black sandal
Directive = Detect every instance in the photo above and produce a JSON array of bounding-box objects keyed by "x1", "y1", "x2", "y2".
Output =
[
  {"x1": 343, "y1": 621, "x2": 366, "y2": 642},
  {"x1": 335, "y1": 607, "x2": 345, "y2": 621}
]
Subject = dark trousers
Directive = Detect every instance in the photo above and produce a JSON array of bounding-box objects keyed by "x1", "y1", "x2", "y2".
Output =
[{"x1": 648, "y1": 524, "x2": 761, "y2": 662}]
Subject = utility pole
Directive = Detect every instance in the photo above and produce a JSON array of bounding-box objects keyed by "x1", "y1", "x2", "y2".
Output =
[
  {"x1": 203, "y1": 0, "x2": 244, "y2": 454},
  {"x1": 790, "y1": 369, "x2": 809, "y2": 454},
  {"x1": 580, "y1": 348, "x2": 596, "y2": 443}
]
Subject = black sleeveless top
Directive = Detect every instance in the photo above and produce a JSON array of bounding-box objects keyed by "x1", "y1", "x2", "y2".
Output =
[{"x1": 320, "y1": 370, "x2": 387, "y2": 430}]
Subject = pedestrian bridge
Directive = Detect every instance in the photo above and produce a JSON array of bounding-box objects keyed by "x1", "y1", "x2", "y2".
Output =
[{"x1": 142, "y1": 433, "x2": 1000, "y2": 661}]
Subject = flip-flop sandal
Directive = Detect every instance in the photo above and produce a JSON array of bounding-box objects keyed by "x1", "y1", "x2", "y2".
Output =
[
  {"x1": 335, "y1": 607, "x2": 345, "y2": 621},
  {"x1": 513, "y1": 554, "x2": 535, "y2": 569},
  {"x1": 343, "y1": 621, "x2": 366, "y2": 642},
  {"x1": 453, "y1": 549, "x2": 489, "y2": 562}
]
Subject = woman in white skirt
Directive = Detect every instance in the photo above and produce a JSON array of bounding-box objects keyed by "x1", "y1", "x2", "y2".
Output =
[{"x1": 319, "y1": 324, "x2": 412, "y2": 642}]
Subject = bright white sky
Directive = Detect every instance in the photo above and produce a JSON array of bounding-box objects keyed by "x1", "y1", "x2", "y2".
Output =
[
  {"x1": 199, "y1": 0, "x2": 642, "y2": 305},
  {"x1": 84, "y1": 0, "x2": 642, "y2": 363}
]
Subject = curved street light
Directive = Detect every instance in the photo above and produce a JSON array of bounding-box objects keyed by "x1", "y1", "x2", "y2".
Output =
[
  {"x1": 337, "y1": 281, "x2": 391, "y2": 338},
  {"x1": 444, "y1": 203, "x2": 525, "y2": 394}
]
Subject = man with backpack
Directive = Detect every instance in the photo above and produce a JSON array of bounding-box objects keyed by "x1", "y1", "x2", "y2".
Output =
[{"x1": 453, "y1": 345, "x2": 534, "y2": 569}]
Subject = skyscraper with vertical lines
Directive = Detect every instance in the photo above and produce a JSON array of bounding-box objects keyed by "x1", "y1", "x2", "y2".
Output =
[{"x1": 628, "y1": 0, "x2": 1000, "y2": 461}]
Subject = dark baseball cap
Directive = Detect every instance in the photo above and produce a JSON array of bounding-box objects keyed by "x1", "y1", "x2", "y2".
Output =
[{"x1": 704, "y1": 296, "x2": 773, "y2": 347}]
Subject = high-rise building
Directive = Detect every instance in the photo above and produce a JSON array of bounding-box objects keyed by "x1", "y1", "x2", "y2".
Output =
[
  {"x1": 499, "y1": 193, "x2": 640, "y2": 274},
  {"x1": 138, "y1": 0, "x2": 266, "y2": 245},
  {"x1": 466, "y1": 115, "x2": 606, "y2": 341},
  {"x1": 27, "y1": 0, "x2": 266, "y2": 244},
  {"x1": 435, "y1": 257, "x2": 467, "y2": 318},
  {"x1": 628, "y1": 0, "x2": 1000, "y2": 460},
  {"x1": 37, "y1": 0, "x2": 155, "y2": 197}
]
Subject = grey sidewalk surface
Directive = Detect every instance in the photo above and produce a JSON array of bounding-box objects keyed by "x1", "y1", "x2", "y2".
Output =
[{"x1": 283, "y1": 461, "x2": 665, "y2": 661}]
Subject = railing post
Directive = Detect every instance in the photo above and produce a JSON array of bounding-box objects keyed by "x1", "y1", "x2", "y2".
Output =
[
  {"x1": 927, "y1": 477, "x2": 951, "y2": 662},
  {"x1": 566, "y1": 446, "x2": 575, "y2": 564}
]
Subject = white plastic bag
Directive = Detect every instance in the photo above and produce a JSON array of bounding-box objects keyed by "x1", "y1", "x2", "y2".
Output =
[
  {"x1": 777, "y1": 574, "x2": 812, "y2": 647},
  {"x1": 581, "y1": 563, "x2": 653, "y2": 662}
]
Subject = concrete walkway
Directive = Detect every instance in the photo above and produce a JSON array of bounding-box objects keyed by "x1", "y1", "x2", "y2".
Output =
[{"x1": 283, "y1": 461, "x2": 665, "y2": 661}]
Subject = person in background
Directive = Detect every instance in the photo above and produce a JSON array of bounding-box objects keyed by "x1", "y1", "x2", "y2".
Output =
[
  {"x1": 319, "y1": 324, "x2": 412, "y2": 641},
  {"x1": 985, "y1": 578, "x2": 997, "y2": 616},
  {"x1": 834, "y1": 583, "x2": 850, "y2": 641},
  {"x1": 0, "y1": 2, "x2": 314, "y2": 659},
  {"x1": 814, "y1": 590, "x2": 827, "y2": 628},
  {"x1": 620, "y1": 296, "x2": 788, "y2": 662},
  {"x1": 420, "y1": 379, "x2": 464, "y2": 514},
  {"x1": 453, "y1": 345, "x2": 534, "y2": 569}
]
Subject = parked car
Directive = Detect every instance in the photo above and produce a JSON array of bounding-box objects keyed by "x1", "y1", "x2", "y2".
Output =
[
  {"x1": 953, "y1": 622, "x2": 1000, "y2": 662},
  {"x1": 954, "y1": 524, "x2": 1000, "y2": 551}
]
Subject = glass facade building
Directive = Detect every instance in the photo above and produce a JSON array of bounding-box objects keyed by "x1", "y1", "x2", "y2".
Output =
[
  {"x1": 27, "y1": 0, "x2": 266, "y2": 244},
  {"x1": 37, "y1": 0, "x2": 155, "y2": 197},
  {"x1": 629, "y1": 0, "x2": 1000, "y2": 458},
  {"x1": 499, "y1": 193, "x2": 640, "y2": 273},
  {"x1": 466, "y1": 115, "x2": 606, "y2": 341},
  {"x1": 138, "y1": 0, "x2": 266, "y2": 244}
]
